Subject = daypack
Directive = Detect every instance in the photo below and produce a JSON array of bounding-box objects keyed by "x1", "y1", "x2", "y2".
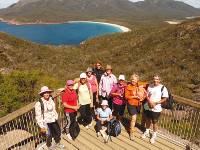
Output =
[
  {"x1": 161, "y1": 86, "x2": 174, "y2": 110},
  {"x1": 39, "y1": 99, "x2": 44, "y2": 119},
  {"x1": 69, "y1": 121, "x2": 80, "y2": 140},
  {"x1": 107, "y1": 119, "x2": 121, "y2": 137}
]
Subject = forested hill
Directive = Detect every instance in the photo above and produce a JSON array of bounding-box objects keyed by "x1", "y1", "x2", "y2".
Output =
[
  {"x1": 0, "y1": 18, "x2": 200, "y2": 117},
  {"x1": 0, "y1": 0, "x2": 200, "y2": 22}
]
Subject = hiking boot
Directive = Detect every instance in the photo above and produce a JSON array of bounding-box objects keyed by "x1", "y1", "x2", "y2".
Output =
[
  {"x1": 129, "y1": 133, "x2": 135, "y2": 141},
  {"x1": 48, "y1": 145, "x2": 55, "y2": 150},
  {"x1": 97, "y1": 132, "x2": 101, "y2": 137},
  {"x1": 150, "y1": 137, "x2": 156, "y2": 144},
  {"x1": 66, "y1": 133, "x2": 72, "y2": 140},
  {"x1": 55, "y1": 143, "x2": 65, "y2": 149},
  {"x1": 141, "y1": 131, "x2": 150, "y2": 139}
]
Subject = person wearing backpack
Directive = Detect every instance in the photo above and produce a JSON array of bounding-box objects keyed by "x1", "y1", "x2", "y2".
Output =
[
  {"x1": 62, "y1": 80, "x2": 79, "y2": 140},
  {"x1": 125, "y1": 74, "x2": 147, "y2": 141},
  {"x1": 142, "y1": 75, "x2": 169, "y2": 144},
  {"x1": 99, "y1": 65, "x2": 117, "y2": 109},
  {"x1": 35, "y1": 86, "x2": 65, "y2": 150},
  {"x1": 74, "y1": 72, "x2": 93, "y2": 129},
  {"x1": 96, "y1": 100, "x2": 113, "y2": 142},
  {"x1": 110, "y1": 75, "x2": 126, "y2": 122}
]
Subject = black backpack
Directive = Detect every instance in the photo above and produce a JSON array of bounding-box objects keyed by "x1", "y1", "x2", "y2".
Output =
[
  {"x1": 107, "y1": 119, "x2": 121, "y2": 137},
  {"x1": 161, "y1": 86, "x2": 174, "y2": 110},
  {"x1": 69, "y1": 121, "x2": 80, "y2": 140}
]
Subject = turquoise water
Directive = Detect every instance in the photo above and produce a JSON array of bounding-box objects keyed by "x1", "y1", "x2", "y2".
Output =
[{"x1": 0, "y1": 22, "x2": 123, "y2": 45}]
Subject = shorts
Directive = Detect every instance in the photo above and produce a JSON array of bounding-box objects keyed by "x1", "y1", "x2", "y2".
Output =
[
  {"x1": 113, "y1": 103, "x2": 126, "y2": 116},
  {"x1": 127, "y1": 103, "x2": 141, "y2": 116},
  {"x1": 144, "y1": 110, "x2": 160, "y2": 123}
]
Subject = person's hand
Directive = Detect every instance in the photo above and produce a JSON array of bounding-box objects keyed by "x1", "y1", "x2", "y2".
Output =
[
  {"x1": 74, "y1": 106, "x2": 79, "y2": 111},
  {"x1": 106, "y1": 118, "x2": 110, "y2": 122},
  {"x1": 40, "y1": 128, "x2": 47, "y2": 133},
  {"x1": 101, "y1": 120, "x2": 104, "y2": 124},
  {"x1": 148, "y1": 102, "x2": 156, "y2": 108}
]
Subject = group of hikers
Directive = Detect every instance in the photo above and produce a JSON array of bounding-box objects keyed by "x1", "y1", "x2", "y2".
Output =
[{"x1": 35, "y1": 61, "x2": 169, "y2": 150}]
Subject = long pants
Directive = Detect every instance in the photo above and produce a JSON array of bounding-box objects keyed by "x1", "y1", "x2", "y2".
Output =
[
  {"x1": 79, "y1": 104, "x2": 92, "y2": 126},
  {"x1": 64, "y1": 112, "x2": 77, "y2": 134},
  {"x1": 96, "y1": 120, "x2": 108, "y2": 132},
  {"x1": 46, "y1": 121, "x2": 61, "y2": 147}
]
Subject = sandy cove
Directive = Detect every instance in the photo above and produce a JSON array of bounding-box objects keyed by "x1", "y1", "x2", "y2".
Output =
[{"x1": 0, "y1": 18, "x2": 131, "y2": 32}]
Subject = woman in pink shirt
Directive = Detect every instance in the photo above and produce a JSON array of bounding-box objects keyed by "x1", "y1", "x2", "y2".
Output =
[
  {"x1": 86, "y1": 67, "x2": 99, "y2": 109},
  {"x1": 110, "y1": 75, "x2": 126, "y2": 121}
]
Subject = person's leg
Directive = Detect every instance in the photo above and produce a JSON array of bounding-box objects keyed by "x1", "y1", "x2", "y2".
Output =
[
  {"x1": 150, "y1": 112, "x2": 160, "y2": 143},
  {"x1": 118, "y1": 104, "x2": 126, "y2": 122},
  {"x1": 46, "y1": 123, "x2": 53, "y2": 148},
  {"x1": 108, "y1": 97, "x2": 113, "y2": 110},
  {"x1": 52, "y1": 121, "x2": 61, "y2": 144},
  {"x1": 142, "y1": 110, "x2": 152, "y2": 139},
  {"x1": 85, "y1": 104, "x2": 92, "y2": 126},
  {"x1": 79, "y1": 105, "x2": 86, "y2": 125},
  {"x1": 96, "y1": 120, "x2": 102, "y2": 132},
  {"x1": 64, "y1": 112, "x2": 71, "y2": 135}
]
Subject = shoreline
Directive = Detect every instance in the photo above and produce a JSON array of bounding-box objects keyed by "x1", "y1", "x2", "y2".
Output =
[{"x1": 0, "y1": 18, "x2": 131, "y2": 32}]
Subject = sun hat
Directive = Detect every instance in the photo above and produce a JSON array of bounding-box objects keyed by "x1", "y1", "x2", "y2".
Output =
[
  {"x1": 86, "y1": 67, "x2": 93, "y2": 73},
  {"x1": 38, "y1": 86, "x2": 53, "y2": 95},
  {"x1": 106, "y1": 65, "x2": 112, "y2": 70},
  {"x1": 66, "y1": 80, "x2": 74, "y2": 86},
  {"x1": 101, "y1": 100, "x2": 108, "y2": 106},
  {"x1": 119, "y1": 75, "x2": 125, "y2": 81},
  {"x1": 80, "y1": 72, "x2": 87, "y2": 79}
]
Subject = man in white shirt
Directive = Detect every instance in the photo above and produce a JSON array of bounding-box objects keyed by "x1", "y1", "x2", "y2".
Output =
[{"x1": 142, "y1": 75, "x2": 169, "y2": 144}]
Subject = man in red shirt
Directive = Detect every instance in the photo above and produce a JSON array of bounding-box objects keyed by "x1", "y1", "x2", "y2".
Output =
[{"x1": 62, "y1": 80, "x2": 79, "y2": 140}]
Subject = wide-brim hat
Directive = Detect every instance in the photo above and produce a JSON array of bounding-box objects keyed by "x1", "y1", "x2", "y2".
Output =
[
  {"x1": 106, "y1": 65, "x2": 112, "y2": 70},
  {"x1": 38, "y1": 86, "x2": 53, "y2": 95},
  {"x1": 86, "y1": 67, "x2": 93, "y2": 73},
  {"x1": 101, "y1": 100, "x2": 108, "y2": 106}
]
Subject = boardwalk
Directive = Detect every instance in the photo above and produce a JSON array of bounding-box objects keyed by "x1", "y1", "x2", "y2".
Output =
[{"x1": 37, "y1": 123, "x2": 186, "y2": 150}]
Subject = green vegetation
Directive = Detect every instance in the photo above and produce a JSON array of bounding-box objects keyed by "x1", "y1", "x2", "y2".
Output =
[{"x1": 0, "y1": 18, "x2": 200, "y2": 117}]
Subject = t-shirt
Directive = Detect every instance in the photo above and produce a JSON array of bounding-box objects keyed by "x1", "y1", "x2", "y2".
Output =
[
  {"x1": 62, "y1": 89, "x2": 78, "y2": 113},
  {"x1": 74, "y1": 83, "x2": 92, "y2": 105},
  {"x1": 110, "y1": 83, "x2": 126, "y2": 105},
  {"x1": 96, "y1": 107, "x2": 112, "y2": 121},
  {"x1": 144, "y1": 84, "x2": 169, "y2": 112}
]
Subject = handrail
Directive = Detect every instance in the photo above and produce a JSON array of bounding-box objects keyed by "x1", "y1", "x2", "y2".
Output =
[
  {"x1": 0, "y1": 102, "x2": 36, "y2": 126},
  {"x1": 173, "y1": 94, "x2": 200, "y2": 109}
]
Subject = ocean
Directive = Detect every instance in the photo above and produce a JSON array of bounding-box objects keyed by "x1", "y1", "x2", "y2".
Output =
[{"x1": 0, "y1": 21, "x2": 123, "y2": 45}]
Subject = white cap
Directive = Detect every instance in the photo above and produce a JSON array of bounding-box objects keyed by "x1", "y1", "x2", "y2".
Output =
[
  {"x1": 118, "y1": 75, "x2": 125, "y2": 81},
  {"x1": 80, "y1": 72, "x2": 87, "y2": 78},
  {"x1": 101, "y1": 100, "x2": 108, "y2": 106}
]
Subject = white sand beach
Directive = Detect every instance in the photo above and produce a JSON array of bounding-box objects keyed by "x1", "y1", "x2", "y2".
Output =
[{"x1": 68, "y1": 21, "x2": 131, "y2": 32}]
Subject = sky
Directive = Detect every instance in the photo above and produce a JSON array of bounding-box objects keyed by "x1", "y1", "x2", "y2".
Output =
[
  {"x1": 129, "y1": 0, "x2": 200, "y2": 8},
  {"x1": 0, "y1": 0, "x2": 200, "y2": 9}
]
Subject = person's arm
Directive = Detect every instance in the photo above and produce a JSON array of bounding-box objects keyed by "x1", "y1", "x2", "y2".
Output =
[
  {"x1": 63, "y1": 102, "x2": 79, "y2": 111},
  {"x1": 99, "y1": 76, "x2": 103, "y2": 96},
  {"x1": 35, "y1": 102, "x2": 46, "y2": 129},
  {"x1": 94, "y1": 76, "x2": 99, "y2": 101}
]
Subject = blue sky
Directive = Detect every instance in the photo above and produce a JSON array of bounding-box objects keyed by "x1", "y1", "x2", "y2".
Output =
[{"x1": 0, "y1": 0, "x2": 200, "y2": 9}]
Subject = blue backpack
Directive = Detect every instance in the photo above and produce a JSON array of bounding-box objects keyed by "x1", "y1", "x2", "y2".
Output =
[{"x1": 108, "y1": 119, "x2": 121, "y2": 137}]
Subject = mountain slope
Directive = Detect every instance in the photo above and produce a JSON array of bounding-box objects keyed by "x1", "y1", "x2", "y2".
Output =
[
  {"x1": 0, "y1": 0, "x2": 200, "y2": 22},
  {"x1": 0, "y1": 18, "x2": 200, "y2": 101}
]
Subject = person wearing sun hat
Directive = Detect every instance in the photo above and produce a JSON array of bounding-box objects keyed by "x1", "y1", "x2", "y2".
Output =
[
  {"x1": 74, "y1": 72, "x2": 93, "y2": 129},
  {"x1": 96, "y1": 100, "x2": 113, "y2": 141},
  {"x1": 110, "y1": 75, "x2": 126, "y2": 121},
  {"x1": 99, "y1": 64, "x2": 117, "y2": 109},
  {"x1": 35, "y1": 86, "x2": 65, "y2": 149},
  {"x1": 61, "y1": 80, "x2": 79, "y2": 140}
]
